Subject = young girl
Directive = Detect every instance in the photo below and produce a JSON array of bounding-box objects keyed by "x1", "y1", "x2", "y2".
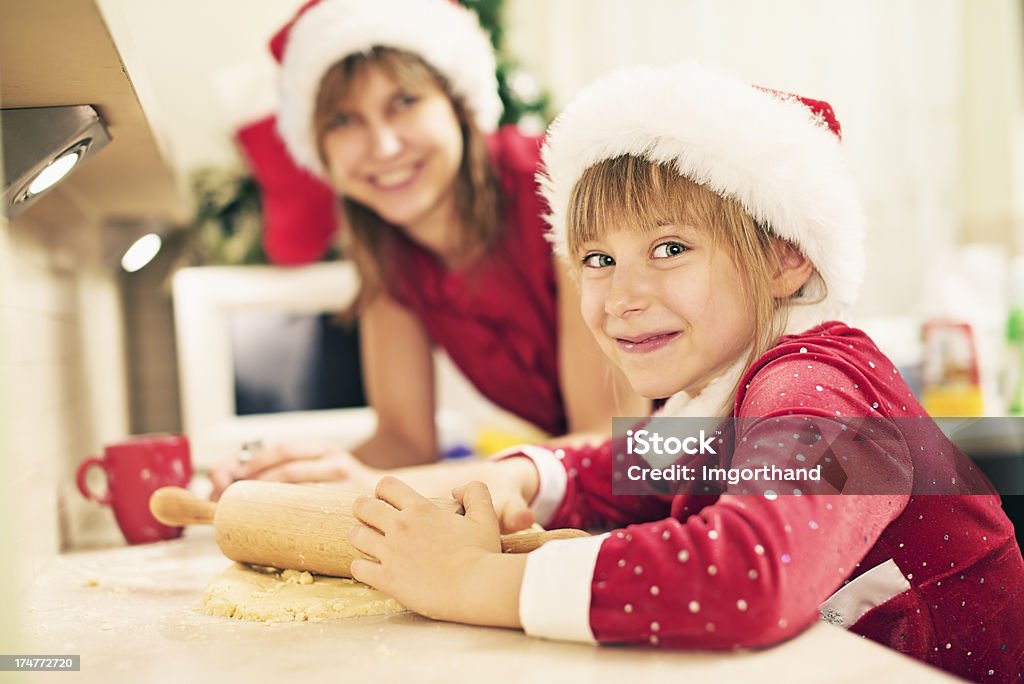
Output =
[
  {"x1": 341, "y1": 62, "x2": 1024, "y2": 681},
  {"x1": 209, "y1": 0, "x2": 644, "y2": 494}
]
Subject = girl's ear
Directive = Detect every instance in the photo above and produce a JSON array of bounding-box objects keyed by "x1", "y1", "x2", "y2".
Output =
[{"x1": 770, "y1": 241, "x2": 815, "y2": 298}]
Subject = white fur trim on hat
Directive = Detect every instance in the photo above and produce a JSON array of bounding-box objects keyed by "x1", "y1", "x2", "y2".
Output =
[
  {"x1": 277, "y1": 0, "x2": 502, "y2": 179},
  {"x1": 539, "y1": 62, "x2": 866, "y2": 312}
]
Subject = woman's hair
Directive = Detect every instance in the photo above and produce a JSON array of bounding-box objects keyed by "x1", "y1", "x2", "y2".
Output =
[
  {"x1": 566, "y1": 155, "x2": 824, "y2": 374},
  {"x1": 313, "y1": 47, "x2": 502, "y2": 312}
]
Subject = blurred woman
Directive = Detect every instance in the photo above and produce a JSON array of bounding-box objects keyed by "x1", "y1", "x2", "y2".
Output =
[{"x1": 210, "y1": 0, "x2": 643, "y2": 497}]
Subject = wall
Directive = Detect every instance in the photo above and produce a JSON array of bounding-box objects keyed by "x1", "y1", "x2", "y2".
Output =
[
  {"x1": 959, "y1": 0, "x2": 1024, "y2": 251},
  {"x1": 120, "y1": 235, "x2": 183, "y2": 435},
  {"x1": 0, "y1": 190, "x2": 131, "y2": 568},
  {"x1": 0, "y1": 172, "x2": 21, "y2": 670},
  {"x1": 96, "y1": 0, "x2": 302, "y2": 185}
]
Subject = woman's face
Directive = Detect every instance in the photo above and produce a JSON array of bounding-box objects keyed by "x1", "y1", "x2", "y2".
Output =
[
  {"x1": 320, "y1": 64, "x2": 463, "y2": 233},
  {"x1": 577, "y1": 224, "x2": 755, "y2": 400}
]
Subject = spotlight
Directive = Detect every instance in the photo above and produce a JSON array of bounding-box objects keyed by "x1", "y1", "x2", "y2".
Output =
[
  {"x1": 1, "y1": 105, "x2": 111, "y2": 218},
  {"x1": 103, "y1": 218, "x2": 170, "y2": 274},
  {"x1": 120, "y1": 233, "x2": 163, "y2": 273}
]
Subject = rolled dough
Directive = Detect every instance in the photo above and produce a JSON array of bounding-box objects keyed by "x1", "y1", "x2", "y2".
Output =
[{"x1": 202, "y1": 563, "x2": 405, "y2": 622}]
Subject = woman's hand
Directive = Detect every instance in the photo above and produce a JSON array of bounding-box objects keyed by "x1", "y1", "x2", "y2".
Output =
[
  {"x1": 387, "y1": 457, "x2": 540, "y2": 534},
  {"x1": 208, "y1": 441, "x2": 380, "y2": 501},
  {"x1": 349, "y1": 477, "x2": 526, "y2": 627}
]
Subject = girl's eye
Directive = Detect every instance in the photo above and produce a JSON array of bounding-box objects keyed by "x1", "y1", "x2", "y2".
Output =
[
  {"x1": 652, "y1": 241, "x2": 687, "y2": 259},
  {"x1": 582, "y1": 253, "x2": 615, "y2": 269}
]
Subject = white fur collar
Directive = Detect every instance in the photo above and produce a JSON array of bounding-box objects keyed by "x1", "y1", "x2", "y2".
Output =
[
  {"x1": 658, "y1": 298, "x2": 847, "y2": 419},
  {"x1": 659, "y1": 353, "x2": 750, "y2": 419}
]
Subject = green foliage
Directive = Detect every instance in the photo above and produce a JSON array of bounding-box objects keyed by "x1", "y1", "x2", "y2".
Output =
[
  {"x1": 461, "y1": 0, "x2": 552, "y2": 127},
  {"x1": 182, "y1": 168, "x2": 268, "y2": 266},
  {"x1": 461, "y1": 0, "x2": 505, "y2": 48}
]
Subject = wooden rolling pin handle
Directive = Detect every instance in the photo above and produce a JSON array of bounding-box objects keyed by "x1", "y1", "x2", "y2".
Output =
[
  {"x1": 150, "y1": 486, "x2": 216, "y2": 526},
  {"x1": 500, "y1": 528, "x2": 590, "y2": 554}
]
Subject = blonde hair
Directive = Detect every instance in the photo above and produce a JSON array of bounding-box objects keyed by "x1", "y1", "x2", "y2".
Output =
[
  {"x1": 313, "y1": 47, "x2": 502, "y2": 312},
  {"x1": 566, "y1": 155, "x2": 819, "y2": 376}
]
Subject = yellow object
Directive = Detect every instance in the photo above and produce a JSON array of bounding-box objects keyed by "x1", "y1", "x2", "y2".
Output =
[
  {"x1": 474, "y1": 426, "x2": 548, "y2": 457},
  {"x1": 920, "y1": 319, "x2": 984, "y2": 416},
  {"x1": 921, "y1": 386, "x2": 985, "y2": 417}
]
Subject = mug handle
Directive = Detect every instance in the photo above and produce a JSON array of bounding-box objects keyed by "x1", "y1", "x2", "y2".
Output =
[{"x1": 76, "y1": 456, "x2": 112, "y2": 505}]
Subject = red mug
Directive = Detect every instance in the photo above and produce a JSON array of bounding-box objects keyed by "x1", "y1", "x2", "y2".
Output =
[{"x1": 76, "y1": 434, "x2": 193, "y2": 544}]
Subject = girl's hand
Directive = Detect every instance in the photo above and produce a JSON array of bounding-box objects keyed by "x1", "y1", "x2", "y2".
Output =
[
  {"x1": 477, "y1": 457, "x2": 539, "y2": 534},
  {"x1": 354, "y1": 457, "x2": 540, "y2": 535},
  {"x1": 208, "y1": 442, "x2": 380, "y2": 501},
  {"x1": 349, "y1": 476, "x2": 524, "y2": 626}
]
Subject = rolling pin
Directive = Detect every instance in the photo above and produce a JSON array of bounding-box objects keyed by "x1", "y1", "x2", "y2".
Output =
[{"x1": 150, "y1": 480, "x2": 588, "y2": 578}]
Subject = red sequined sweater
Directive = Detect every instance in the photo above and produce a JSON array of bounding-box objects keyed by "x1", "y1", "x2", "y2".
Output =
[
  {"x1": 386, "y1": 126, "x2": 565, "y2": 437},
  {"x1": 513, "y1": 323, "x2": 1023, "y2": 682}
]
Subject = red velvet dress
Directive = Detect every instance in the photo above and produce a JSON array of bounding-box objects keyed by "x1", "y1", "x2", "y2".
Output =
[
  {"x1": 257, "y1": 124, "x2": 565, "y2": 436},
  {"x1": 386, "y1": 127, "x2": 565, "y2": 437},
  {"x1": 515, "y1": 323, "x2": 1023, "y2": 682}
]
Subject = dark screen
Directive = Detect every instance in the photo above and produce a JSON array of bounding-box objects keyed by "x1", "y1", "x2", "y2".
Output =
[{"x1": 229, "y1": 310, "x2": 366, "y2": 415}]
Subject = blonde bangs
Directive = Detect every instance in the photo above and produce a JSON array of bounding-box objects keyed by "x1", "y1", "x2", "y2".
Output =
[{"x1": 566, "y1": 156, "x2": 729, "y2": 260}]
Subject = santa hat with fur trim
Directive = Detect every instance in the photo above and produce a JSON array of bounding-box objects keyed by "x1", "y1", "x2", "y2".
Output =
[
  {"x1": 540, "y1": 62, "x2": 866, "y2": 316},
  {"x1": 273, "y1": 0, "x2": 502, "y2": 180}
]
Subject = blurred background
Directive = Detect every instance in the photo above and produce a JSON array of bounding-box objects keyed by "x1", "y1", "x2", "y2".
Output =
[{"x1": 1, "y1": 0, "x2": 1023, "y2": 649}]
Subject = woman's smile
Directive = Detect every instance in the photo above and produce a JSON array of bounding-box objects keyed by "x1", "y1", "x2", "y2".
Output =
[
  {"x1": 368, "y1": 160, "x2": 425, "y2": 191},
  {"x1": 320, "y1": 66, "x2": 463, "y2": 232}
]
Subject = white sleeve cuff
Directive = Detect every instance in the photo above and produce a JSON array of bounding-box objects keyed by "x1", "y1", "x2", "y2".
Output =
[
  {"x1": 519, "y1": 532, "x2": 610, "y2": 643},
  {"x1": 490, "y1": 444, "x2": 568, "y2": 528}
]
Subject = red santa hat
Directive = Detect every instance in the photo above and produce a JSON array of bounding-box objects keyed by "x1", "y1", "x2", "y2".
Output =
[
  {"x1": 235, "y1": 115, "x2": 339, "y2": 265},
  {"x1": 540, "y1": 62, "x2": 866, "y2": 314},
  {"x1": 271, "y1": 0, "x2": 502, "y2": 180}
]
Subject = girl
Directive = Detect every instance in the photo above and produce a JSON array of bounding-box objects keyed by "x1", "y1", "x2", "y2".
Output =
[
  {"x1": 209, "y1": 0, "x2": 643, "y2": 495},
  {"x1": 342, "y1": 62, "x2": 1024, "y2": 681}
]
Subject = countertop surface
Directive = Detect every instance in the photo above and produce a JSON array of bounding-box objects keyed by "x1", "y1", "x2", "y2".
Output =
[{"x1": 17, "y1": 528, "x2": 958, "y2": 683}]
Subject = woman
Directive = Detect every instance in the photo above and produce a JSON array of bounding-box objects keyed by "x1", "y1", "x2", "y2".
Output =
[{"x1": 209, "y1": 0, "x2": 643, "y2": 497}]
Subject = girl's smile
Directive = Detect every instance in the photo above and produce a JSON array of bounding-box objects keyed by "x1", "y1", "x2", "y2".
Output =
[{"x1": 613, "y1": 330, "x2": 681, "y2": 353}]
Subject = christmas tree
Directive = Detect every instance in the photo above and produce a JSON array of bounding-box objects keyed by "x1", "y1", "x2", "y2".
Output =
[{"x1": 460, "y1": 0, "x2": 552, "y2": 129}]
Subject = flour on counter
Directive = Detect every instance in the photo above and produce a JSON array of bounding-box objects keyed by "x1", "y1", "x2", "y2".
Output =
[{"x1": 202, "y1": 563, "x2": 405, "y2": 623}]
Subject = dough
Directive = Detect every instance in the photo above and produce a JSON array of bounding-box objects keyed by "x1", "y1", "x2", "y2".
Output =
[{"x1": 202, "y1": 563, "x2": 405, "y2": 622}]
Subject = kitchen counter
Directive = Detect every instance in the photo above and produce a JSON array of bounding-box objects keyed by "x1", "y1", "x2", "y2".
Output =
[{"x1": 18, "y1": 528, "x2": 956, "y2": 683}]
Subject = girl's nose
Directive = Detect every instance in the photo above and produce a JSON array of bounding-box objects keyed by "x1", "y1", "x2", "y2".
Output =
[{"x1": 605, "y1": 268, "x2": 652, "y2": 318}]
